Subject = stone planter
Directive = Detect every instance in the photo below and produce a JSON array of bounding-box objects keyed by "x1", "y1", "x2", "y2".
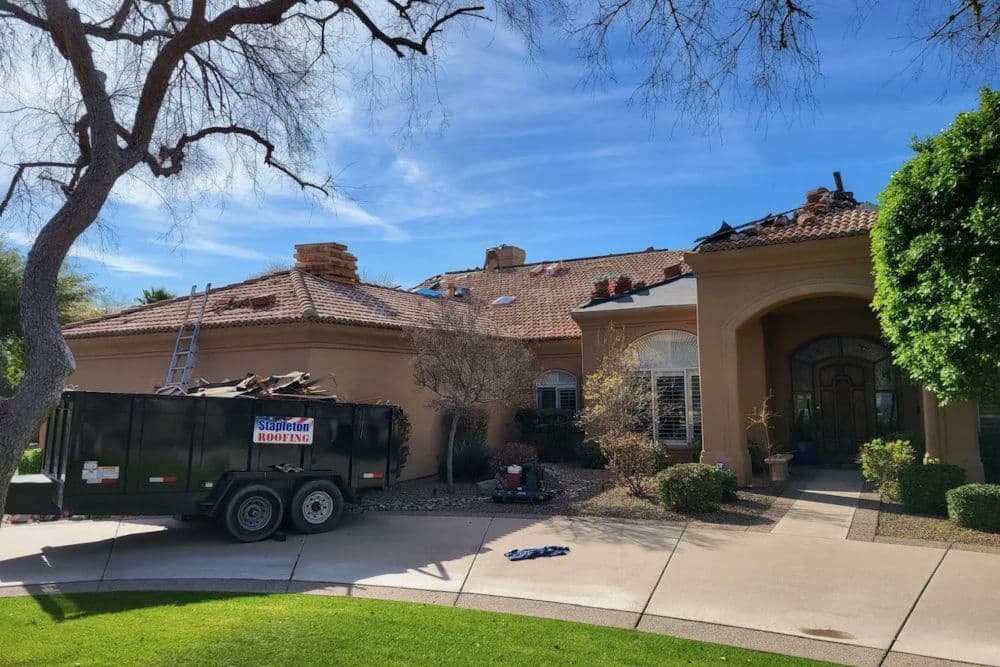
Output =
[{"x1": 764, "y1": 453, "x2": 793, "y2": 482}]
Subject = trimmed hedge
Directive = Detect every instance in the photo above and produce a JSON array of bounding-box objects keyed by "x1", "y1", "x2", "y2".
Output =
[
  {"x1": 947, "y1": 484, "x2": 1000, "y2": 532},
  {"x1": 438, "y1": 438, "x2": 491, "y2": 482},
  {"x1": 18, "y1": 447, "x2": 42, "y2": 474},
  {"x1": 514, "y1": 408, "x2": 584, "y2": 462},
  {"x1": 658, "y1": 463, "x2": 732, "y2": 512},
  {"x1": 899, "y1": 463, "x2": 966, "y2": 516},
  {"x1": 575, "y1": 439, "x2": 608, "y2": 469}
]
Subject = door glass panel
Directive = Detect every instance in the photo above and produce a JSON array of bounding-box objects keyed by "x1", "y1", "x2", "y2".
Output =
[
  {"x1": 876, "y1": 391, "x2": 897, "y2": 434},
  {"x1": 689, "y1": 374, "x2": 702, "y2": 440},
  {"x1": 557, "y1": 389, "x2": 578, "y2": 411},
  {"x1": 537, "y1": 388, "x2": 556, "y2": 409}
]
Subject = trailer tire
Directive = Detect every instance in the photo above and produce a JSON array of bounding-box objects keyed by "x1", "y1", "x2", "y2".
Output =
[
  {"x1": 223, "y1": 484, "x2": 284, "y2": 542},
  {"x1": 289, "y1": 479, "x2": 344, "y2": 534}
]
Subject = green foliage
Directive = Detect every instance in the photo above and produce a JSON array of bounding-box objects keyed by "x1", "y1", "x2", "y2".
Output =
[
  {"x1": 947, "y1": 484, "x2": 1000, "y2": 532},
  {"x1": 0, "y1": 242, "x2": 104, "y2": 395},
  {"x1": 389, "y1": 405, "x2": 411, "y2": 482},
  {"x1": 0, "y1": 592, "x2": 823, "y2": 666},
  {"x1": 489, "y1": 442, "x2": 538, "y2": 469},
  {"x1": 717, "y1": 467, "x2": 739, "y2": 501},
  {"x1": 514, "y1": 408, "x2": 583, "y2": 462},
  {"x1": 747, "y1": 441, "x2": 767, "y2": 475},
  {"x1": 17, "y1": 447, "x2": 42, "y2": 474},
  {"x1": 576, "y1": 438, "x2": 608, "y2": 469},
  {"x1": 137, "y1": 287, "x2": 176, "y2": 304},
  {"x1": 858, "y1": 438, "x2": 917, "y2": 500},
  {"x1": 899, "y1": 463, "x2": 966, "y2": 516},
  {"x1": 437, "y1": 438, "x2": 491, "y2": 482},
  {"x1": 658, "y1": 463, "x2": 725, "y2": 512},
  {"x1": 873, "y1": 88, "x2": 1000, "y2": 403}
]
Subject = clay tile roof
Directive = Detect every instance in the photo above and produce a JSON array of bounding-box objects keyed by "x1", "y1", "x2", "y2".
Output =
[
  {"x1": 63, "y1": 248, "x2": 688, "y2": 341},
  {"x1": 696, "y1": 202, "x2": 877, "y2": 253},
  {"x1": 62, "y1": 270, "x2": 454, "y2": 340},
  {"x1": 413, "y1": 248, "x2": 688, "y2": 339}
]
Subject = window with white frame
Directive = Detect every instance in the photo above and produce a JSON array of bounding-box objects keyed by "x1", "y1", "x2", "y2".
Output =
[
  {"x1": 630, "y1": 331, "x2": 701, "y2": 447},
  {"x1": 535, "y1": 370, "x2": 579, "y2": 411}
]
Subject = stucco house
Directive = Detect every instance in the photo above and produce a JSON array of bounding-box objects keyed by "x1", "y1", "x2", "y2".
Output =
[{"x1": 62, "y1": 180, "x2": 993, "y2": 483}]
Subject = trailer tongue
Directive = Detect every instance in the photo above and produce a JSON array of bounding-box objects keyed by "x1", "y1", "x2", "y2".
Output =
[{"x1": 5, "y1": 391, "x2": 403, "y2": 542}]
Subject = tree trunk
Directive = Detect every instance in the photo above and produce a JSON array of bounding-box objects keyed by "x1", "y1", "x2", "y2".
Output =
[
  {"x1": 446, "y1": 413, "x2": 459, "y2": 494},
  {"x1": 0, "y1": 166, "x2": 118, "y2": 523}
]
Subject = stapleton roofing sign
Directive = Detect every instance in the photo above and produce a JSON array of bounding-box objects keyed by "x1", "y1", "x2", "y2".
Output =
[{"x1": 253, "y1": 417, "x2": 314, "y2": 445}]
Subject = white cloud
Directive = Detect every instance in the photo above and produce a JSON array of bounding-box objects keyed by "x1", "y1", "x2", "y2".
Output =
[
  {"x1": 393, "y1": 157, "x2": 425, "y2": 184},
  {"x1": 2, "y1": 228, "x2": 178, "y2": 278}
]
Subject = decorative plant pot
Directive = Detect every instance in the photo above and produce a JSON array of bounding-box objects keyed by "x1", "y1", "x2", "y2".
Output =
[{"x1": 764, "y1": 453, "x2": 793, "y2": 482}]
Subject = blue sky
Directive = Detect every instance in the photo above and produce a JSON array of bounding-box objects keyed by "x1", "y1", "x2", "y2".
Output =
[{"x1": 1, "y1": 2, "x2": 993, "y2": 302}]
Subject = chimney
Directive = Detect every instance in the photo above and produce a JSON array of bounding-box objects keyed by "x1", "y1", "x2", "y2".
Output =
[
  {"x1": 484, "y1": 244, "x2": 526, "y2": 271},
  {"x1": 294, "y1": 242, "x2": 358, "y2": 284}
]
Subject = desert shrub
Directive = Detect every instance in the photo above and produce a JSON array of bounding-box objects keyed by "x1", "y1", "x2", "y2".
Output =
[
  {"x1": 899, "y1": 463, "x2": 966, "y2": 516},
  {"x1": 658, "y1": 463, "x2": 725, "y2": 512},
  {"x1": 576, "y1": 439, "x2": 608, "y2": 469},
  {"x1": 384, "y1": 404, "x2": 411, "y2": 482},
  {"x1": 858, "y1": 438, "x2": 916, "y2": 500},
  {"x1": 490, "y1": 442, "x2": 539, "y2": 469},
  {"x1": 747, "y1": 441, "x2": 767, "y2": 475},
  {"x1": 17, "y1": 446, "x2": 42, "y2": 474},
  {"x1": 601, "y1": 432, "x2": 657, "y2": 496},
  {"x1": 651, "y1": 446, "x2": 673, "y2": 473},
  {"x1": 514, "y1": 408, "x2": 584, "y2": 462},
  {"x1": 716, "y1": 468, "x2": 738, "y2": 501},
  {"x1": 437, "y1": 438, "x2": 491, "y2": 483},
  {"x1": 947, "y1": 484, "x2": 1000, "y2": 532}
]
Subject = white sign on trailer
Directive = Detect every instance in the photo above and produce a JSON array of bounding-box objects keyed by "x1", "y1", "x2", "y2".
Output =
[{"x1": 252, "y1": 417, "x2": 315, "y2": 445}]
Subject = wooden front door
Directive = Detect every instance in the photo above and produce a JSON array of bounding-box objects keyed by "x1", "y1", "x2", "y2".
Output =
[{"x1": 815, "y1": 361, "x2": 875, "y2": 464}]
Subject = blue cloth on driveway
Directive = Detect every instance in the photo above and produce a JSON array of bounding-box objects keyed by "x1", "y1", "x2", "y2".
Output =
[{"x1": 504, "y1": 545, "x2": 570, "y2": 561}]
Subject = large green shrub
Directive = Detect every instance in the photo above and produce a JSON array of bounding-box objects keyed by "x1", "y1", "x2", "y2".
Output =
[
  {"x1": 437, "y1": 438, "x2": 491, "y2": 483},
  {"x1": 899, "y1": 463, "x2": 966, "y2": 516},
  {"x1": 576, "y1": 439, "x2": 608, "y2": 469},
  {"x1": 514, "y1": 408, "x2": 584, "y2": 462},
  {"x1": 17, "y1": 447, "x2": 42, "y2": 474},
  {"x1": 858, "y1": 438, "x2": 916, "y2": 500},
  {"x1": 658, "y1": 463, "x2": 725, "y2": 512},
  {"x1": 873, "y1": 88, "x2": 1000, "y2": 403},
  {"x1": 947, "y1": 484, "x2": 1000, "y2": 532}
]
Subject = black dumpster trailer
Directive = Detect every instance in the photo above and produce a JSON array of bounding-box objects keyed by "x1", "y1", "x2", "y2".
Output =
[{"x1": 5, "y1": 391, "x2": 403, "y2": 542}]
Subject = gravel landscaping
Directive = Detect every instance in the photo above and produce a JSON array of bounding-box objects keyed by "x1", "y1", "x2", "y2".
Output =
[
  {"x1": 876, "y1": 500, "x2": 1000, "y2": 547},
  {"x1": 352, "y1": 463, "x2": 790, "y2": 527}
]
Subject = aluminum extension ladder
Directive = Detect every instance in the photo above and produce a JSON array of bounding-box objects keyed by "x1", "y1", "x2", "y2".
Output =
[{"x1": 157, "y1": 283, "x2": 211, "y2": 394}]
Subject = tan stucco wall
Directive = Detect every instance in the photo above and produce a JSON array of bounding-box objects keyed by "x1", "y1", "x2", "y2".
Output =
[
  {"x1": 67, "y1": 323, "x2": 583, "y2": 482},
  {"x1": 685, "y1": 235, "x2": 984, "y2": 483}
]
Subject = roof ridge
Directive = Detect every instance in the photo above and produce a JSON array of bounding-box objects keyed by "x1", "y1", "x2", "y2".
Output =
[
  {"x1": 291, "y1": 269, "x2": 318, "y2": 319},
  {"x1": 429, "y1": 247, "x2": 685, "y2": 279}
]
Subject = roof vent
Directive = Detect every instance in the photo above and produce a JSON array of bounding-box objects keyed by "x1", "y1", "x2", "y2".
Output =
[{"x1": 491, "y1": 295, "x2": 516, "y2": 306}]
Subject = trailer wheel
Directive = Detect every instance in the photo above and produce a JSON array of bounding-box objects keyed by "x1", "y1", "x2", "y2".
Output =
[
  {"x1": 289, "y1": 480, "x2": 344, "y2": 534},
  {"x1": 223, "y1": 484, "x2": 284, "y2": 542}
]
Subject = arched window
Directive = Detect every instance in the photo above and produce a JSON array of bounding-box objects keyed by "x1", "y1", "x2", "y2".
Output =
[
  {"x1": 629, "y1": 331, "x2": 701, "y2": 447},
  {"x1": 535, "y1": 370, "x2": 578, "y2": 411}
]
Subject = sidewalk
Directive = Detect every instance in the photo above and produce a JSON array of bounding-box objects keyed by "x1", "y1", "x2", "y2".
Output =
[{"x1": 1, "y1": 511, "x2": 997, "y2": 667}]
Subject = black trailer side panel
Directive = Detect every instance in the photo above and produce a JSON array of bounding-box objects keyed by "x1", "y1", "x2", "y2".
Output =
[
  {"x1": 252, "y1": 399, "x2": 308, "y2": 471},
  {"x1": 351, "y1": 405, "x2": 393, "y2": 488},
  {"x1": 192, "y1": 398, "x2": 255, "y2": 492},
  {"x1": 63, "y1": 393, "x2": 132, "y2": 497},
  {"x1": 306, "y1": 402, "x2": 353, "y2": 473},
  {"x1": 133, "y1": 396, "x2": 198, "y2": 494}
]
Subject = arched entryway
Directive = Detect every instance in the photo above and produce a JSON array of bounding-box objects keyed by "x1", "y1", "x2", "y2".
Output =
[{"x1": 790, "y1": 336, "x2": 898, "y2": 464}]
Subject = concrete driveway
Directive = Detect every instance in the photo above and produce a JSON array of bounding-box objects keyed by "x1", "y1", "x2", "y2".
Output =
[{"x1": 1, "y1": 514, "x2": 997, "y2": 667}]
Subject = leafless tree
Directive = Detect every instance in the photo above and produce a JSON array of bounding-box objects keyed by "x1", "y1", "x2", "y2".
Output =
[
  {"x1": 0, "y1": 0, "x2": 996, "y2": 514},
  {"x1": 409, "y1": 297, "x2": 534, "y2": 492},
  {"x1": 0, "y1": 0, "x2": 541, "y2": 516}
]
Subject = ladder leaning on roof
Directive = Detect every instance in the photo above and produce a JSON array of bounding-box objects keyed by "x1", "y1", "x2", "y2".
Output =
[{"x1": 156, "y1": 283, "x2": 211, "y2": 395}]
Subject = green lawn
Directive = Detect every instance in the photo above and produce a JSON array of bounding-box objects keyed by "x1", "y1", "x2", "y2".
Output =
[{"x1": 0, "y1": 592, "x2": 833, "y2": 666}]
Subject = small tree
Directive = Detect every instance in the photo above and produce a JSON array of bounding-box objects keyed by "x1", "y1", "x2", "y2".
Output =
[
  {"x1": 409, "y1": 298, "x2": 534, "y2": 493},
  {"x1": 579, "y1": 325, "x2": 655, "y2": 495},
  {"x1": 746, "y1": 392, "x2": 780, "y2": 457},
  {"x1": 873, "y1": 88, "x2": 1000, "y2": 403}
]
